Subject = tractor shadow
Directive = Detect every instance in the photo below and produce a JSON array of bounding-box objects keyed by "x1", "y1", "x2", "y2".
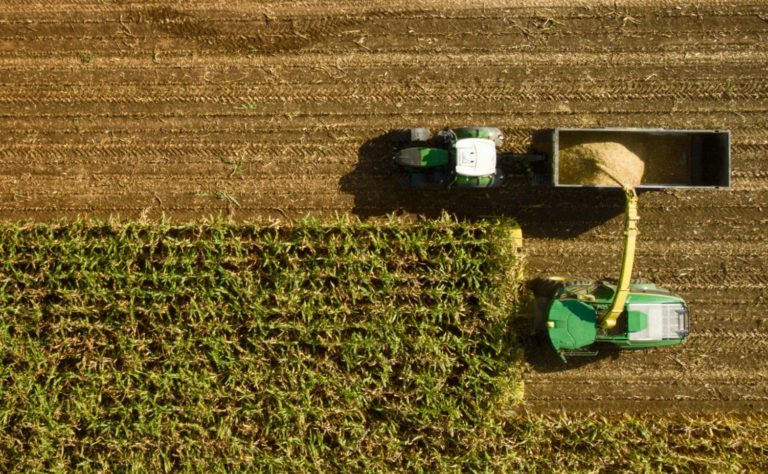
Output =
[{"x1": 339, "y1": 130, "x2": 625, "y2": 239}]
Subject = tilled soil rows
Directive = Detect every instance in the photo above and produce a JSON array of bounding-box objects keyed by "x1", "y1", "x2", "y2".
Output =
[{"x1": 1, "y1": 0, "x2": 766, "y2": 413}]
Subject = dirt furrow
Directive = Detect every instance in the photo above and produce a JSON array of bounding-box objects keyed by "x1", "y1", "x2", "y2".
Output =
[
  {"x1": 2, "y1": 80, "x2": 767, "y2": 108},
  {"x1": 1, "y1": 117, "x2": 764, "y2": 141}
]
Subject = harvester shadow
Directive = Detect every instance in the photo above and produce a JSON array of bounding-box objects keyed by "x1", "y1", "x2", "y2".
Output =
[
  {"x1": 340, "y1": 130, "x2": 625, "y2": 239},
  {"x1": 520, "y1": 332, "x2": 621, "y2": 373}
]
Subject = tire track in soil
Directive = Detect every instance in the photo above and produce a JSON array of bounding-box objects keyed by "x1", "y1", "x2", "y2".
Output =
[
  {"x1": 1, "y1": 0, "x2": 767, "y2": 413},
  {"x1": 3, "y1": 79, "x2": 768, "y2": 107}
]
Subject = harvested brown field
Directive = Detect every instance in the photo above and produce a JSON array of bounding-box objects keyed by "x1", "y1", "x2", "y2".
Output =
[{"x1": 0, "y1": 0, "x2": 767, "y2": 416}]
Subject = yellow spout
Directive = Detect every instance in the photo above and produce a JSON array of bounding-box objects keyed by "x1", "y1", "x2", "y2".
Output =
[{"x1": 601, "y1": 187, "x2": 639, "y2": 329}]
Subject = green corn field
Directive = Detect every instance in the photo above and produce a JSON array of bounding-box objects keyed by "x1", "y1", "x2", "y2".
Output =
[
  {"x1": 1, "y1": 217, "x2": 765, "y2": 472},
  {"x1": 0, "y1": 216, "x2": 526, "y2": 471}
]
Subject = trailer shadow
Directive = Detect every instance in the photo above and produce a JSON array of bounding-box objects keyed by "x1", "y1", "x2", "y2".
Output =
[{"x1": 339, "y1": 130, "x2": 625, "y2": 239}]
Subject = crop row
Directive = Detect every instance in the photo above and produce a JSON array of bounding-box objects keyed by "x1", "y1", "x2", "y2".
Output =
[{"x1": 0, "y1": 216, "x2": 524, "y2": 471}]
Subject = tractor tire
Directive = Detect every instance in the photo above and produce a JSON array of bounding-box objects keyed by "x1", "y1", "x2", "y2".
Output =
[
  {"x1": 527, "y1": 277, "x2": 566, "y2": 299},
  {"x1": 454, "y1": 127, "x2": 504, "y2": 146},
  {"x1": 411, "y1": 127, "x2": 432, "y2": 142},
  {"x1": 392, "y1": 128, "x2": 431, "y2": 144},
  {"x1": 563, "y1": 279, "x2": 592, "y2": 288}
]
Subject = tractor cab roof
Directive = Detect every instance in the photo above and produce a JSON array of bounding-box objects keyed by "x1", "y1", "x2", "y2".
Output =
[{"x1": 454, "y1": 138, "x2": 497, "y2": 177}]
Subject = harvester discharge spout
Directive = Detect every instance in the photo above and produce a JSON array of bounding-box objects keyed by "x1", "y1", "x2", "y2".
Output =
[{"x1": 599, "y1": 187, "x2": 638, "y2": 330}]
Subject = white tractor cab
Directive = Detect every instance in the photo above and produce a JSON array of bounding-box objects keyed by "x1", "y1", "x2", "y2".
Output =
[
  {"x1": 393, "y1": 127, "x2": 503, "y2": 187},
  {"x1": 455, "y1": 138, "x2": 497, "y2": 178}
]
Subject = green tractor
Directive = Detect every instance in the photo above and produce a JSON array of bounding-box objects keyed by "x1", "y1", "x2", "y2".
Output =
[
  {"x1": 532, "y1": 189, "x2": 690, "y2": 361},
  {"x1": 393, "y1": 127, "x2": 504, "y2": 188}
]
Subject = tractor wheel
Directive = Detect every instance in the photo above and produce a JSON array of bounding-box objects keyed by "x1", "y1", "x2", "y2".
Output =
[
  {"x1": 527, "y1": 277, "x2": 566, "y2": 299},
  {"x1": 435, "y1": 128, "x2": 456, "y2": 146},
  {"x1": 630, "y1": 279, "x2": 662, "y2": 292},
  {"x1": 412, "y1": 127, "x2": 432, "y2": 142},
  {"x1": 392, "y1": 128, "x2": 431, "y2": 144},
  {"x1": 563, "y1": 279, "x2": 592, "y2": 287},
  {"x1": 454, "y1": 127, "x2": 504, "y2": 146}
]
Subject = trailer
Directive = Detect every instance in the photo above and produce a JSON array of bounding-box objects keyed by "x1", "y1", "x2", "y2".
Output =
[{"x1": 529, "y1": 128, "x2": 731, "y2": 189}]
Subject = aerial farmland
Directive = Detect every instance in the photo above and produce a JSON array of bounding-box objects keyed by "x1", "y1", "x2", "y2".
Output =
[{"x1": 1, "y1": 0, "x2": 766, "y2": 470}]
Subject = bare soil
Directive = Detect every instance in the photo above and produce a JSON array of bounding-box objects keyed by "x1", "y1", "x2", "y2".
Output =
[{"x1": 1, "y1": 0, "x2": 767, "y2": 413}]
